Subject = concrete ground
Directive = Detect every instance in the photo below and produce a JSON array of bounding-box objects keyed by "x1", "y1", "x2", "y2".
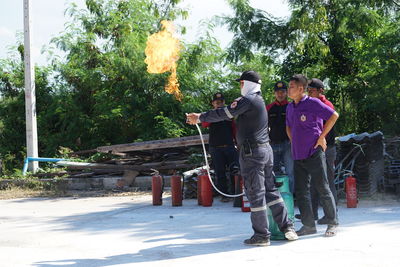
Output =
[{"x1": 1, "y1": 192, "x2": 399, "y2": 267}]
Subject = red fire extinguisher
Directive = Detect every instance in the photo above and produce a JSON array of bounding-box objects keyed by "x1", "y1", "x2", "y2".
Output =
[
  {"x1": 200, "y1": 170, "x2": 213, "y2": 207},
  {"x1": 241, "y1": 177, "x2": 250, "y2": 212},
  {"x1": 233, "y1": 175, "x2": 243, "y2": 207},
  {"x1": 171, "y1": 174, "x2": 182, "y2": 206},
  {"x1": 152, "y1": 174, "x2": 163, "y2": 206},
  {"x1": 197, "y1": 169, "x2": 205, "y2": 205},
  {"x1": 346, "y1": 175, "x2": 357, "y2": 208}
]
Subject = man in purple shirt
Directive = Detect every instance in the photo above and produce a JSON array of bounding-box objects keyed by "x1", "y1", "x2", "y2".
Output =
[{"x1": 286, "y1": 74, "x2": 339, "y2": 237}]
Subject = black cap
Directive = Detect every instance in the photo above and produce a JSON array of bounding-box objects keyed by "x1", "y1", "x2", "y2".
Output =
[
  {"x1": 274, "y1": 81, "x2": 287, "y2": 91},
  {"x1": 289, "y1": 74, "x2": 308, "y2": 88},
  {"x1": 308, "y1": 78, "x2": 324, "y2": 89},
  {"x1": 212, "y1": 92, "x2": 224, "y2": 101},
  {"x1": 235, "y1": 70, "x2": 262, "y2": 84}
]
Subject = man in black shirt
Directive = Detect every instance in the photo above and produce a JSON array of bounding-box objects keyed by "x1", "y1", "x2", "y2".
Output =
[
  {"x1": 201, "y1": 92, "x2": 238, "y2": 202},
  {"x1": 266, "y1": 81, "x2": 294, "y2": 193}
]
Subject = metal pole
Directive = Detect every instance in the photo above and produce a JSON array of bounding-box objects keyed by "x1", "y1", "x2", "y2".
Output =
[{"x1": 23, "y1": 0, "x2": 38, "y2": 172}]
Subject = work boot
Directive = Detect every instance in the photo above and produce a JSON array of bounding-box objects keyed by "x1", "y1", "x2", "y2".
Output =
[
  {"x1": 283, "y1": 227, "x2": 299, "y2": 241},
  {"x1": 296, "y1": 226, "x2": 317, "y2": 236},
  {"x1": 243, "y1": 235, "x2": 270, "y2": 246}
]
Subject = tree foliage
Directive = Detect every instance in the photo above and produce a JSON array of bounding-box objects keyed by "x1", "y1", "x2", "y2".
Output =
[
  {"x1": 225, "y1": 0, "x2": 400, "y2": 135},
  {"x1": 0, "y1": 0, "x2": 399, "y2": 173},
  {"x1": 0, "y1": 0, "x2": 233, "y2": 172}
]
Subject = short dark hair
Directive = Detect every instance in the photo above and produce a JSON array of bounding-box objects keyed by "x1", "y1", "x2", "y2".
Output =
[{"x1": 289, "y1": 74, "x2": 308, "y2": 88}]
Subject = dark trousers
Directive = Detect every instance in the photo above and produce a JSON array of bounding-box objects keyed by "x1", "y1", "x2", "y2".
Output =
[
  {"x1": 271, "y1": 140, "x2": 294, "y2": 193},
  {"x1": 294, "y1": 148, "x2": 338, "y2": 228},
  {"x1": 209, "y1": 145, "x2": 239, "y2": 194},
  {"x1": 311, "y1": 145, "x2": 338, "y2": 218},
  {"x1": 239, "y1": 144, "x2": 292, "y2": 238}
]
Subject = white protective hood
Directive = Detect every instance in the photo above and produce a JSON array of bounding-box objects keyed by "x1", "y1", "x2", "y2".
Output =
[{"x1": 241, "y1": 80, "x2": 261, "y2": 96}]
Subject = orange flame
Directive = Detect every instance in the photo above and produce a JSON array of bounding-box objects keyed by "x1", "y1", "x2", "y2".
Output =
[{"x1": 145, "y1": 20, "x2": 182, "y2": 101}]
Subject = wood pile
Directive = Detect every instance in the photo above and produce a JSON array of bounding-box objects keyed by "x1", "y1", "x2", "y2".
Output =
[{"x1": 47, "y1": 135, "x2": 209, "y2": 179}]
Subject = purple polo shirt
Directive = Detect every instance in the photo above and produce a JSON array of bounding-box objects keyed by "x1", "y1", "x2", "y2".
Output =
[{"x1": 286, "y1": 95, "x2": 334, "y2": 160}]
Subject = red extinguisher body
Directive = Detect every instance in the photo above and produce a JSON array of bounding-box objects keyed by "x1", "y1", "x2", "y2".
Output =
[
  {"x1": 241, "y1": 177, "x2": 251, "y2": 212},
  {"x1": 171, "y1": 175, "x2": 182, "y2": 206},
  {"x1": 233, "y1": 175, "x2": 243, "y2": 207},
  {"x1": 346, "y1": 175, "x2": 357, "y2": 208},
  {"x1": 201, "y1": 171, "x2": 213, "y2": 207},
  {"x1": 197, "y1": 169, "x2": 206, "y2": 205},
  {"x1": 152, "y1": 175, "x2": 163, "y2": 206}
]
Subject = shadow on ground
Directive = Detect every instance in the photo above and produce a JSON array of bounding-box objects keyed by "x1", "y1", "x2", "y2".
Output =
[{"x1": 21, "y1": 195, "x2": 400, "y2": 267}]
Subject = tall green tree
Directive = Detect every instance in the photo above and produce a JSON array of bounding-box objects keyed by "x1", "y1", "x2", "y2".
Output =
[
  {"x1": 225, "y1": 0, "x2": 400, "y2": 135},
  {"x1": 51, "y1": 0, "x2": 237, "y2": 144},
  {"x1": 0, "y1": 47, "x2": 57, "y2": 172},
  {"x1": 0, "y1": 0, "x2": 235, "y2": 172}
]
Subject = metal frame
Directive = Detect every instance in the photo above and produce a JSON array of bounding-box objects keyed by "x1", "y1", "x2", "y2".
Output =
[{"x1": 22, "y1": 157, "x2": 66, "y2": 175}]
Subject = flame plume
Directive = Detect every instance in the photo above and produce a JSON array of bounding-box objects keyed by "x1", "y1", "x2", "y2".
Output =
[{"x1": 145, "y1": 20, "x2": 182, "y2": 101}]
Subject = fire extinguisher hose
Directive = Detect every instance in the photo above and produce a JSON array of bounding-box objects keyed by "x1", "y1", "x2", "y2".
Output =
[{"x1": 195, "y1": 123, "x2": 244, "y2": 198}]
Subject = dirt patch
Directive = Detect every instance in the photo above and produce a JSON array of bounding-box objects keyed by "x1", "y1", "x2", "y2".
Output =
[{"x1": 0, "y1": 187, "x2": 154, "y2": 200}]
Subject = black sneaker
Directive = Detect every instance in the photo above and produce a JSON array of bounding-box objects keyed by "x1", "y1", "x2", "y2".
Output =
[
  {"x1": 296, "y1": 226, "x2": 317, "y2": 236},
  {"x1": 243, "y1": 235, "x2": 271, "y2": 246}
]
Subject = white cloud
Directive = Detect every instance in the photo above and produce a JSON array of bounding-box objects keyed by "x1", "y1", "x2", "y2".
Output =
[
  {"x1": 177, "y1": 0, "x2": 289, "y2": 48},
  {"x1": 0, "y1": 26, "x2": 17, "y2": 59},
  {"x1": 0, "y1": 26, "x2": 14, "y2": 39},
  {"x1": 1, "y1": 0, "x2": 290, "y2": 63}
]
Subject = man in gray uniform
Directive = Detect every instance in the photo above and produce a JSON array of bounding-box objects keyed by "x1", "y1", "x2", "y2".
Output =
[{"x1": 186, "y1": 71, "x2": 298, "y2": 246}]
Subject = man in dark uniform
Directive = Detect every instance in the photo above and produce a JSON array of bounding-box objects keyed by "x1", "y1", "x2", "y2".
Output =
[
  {"x1": 202, "y1": 92, "x2": 239, "y2": 202},
  {"x1": 266, "y1": 81, "x2": 294, "y2": 193},
  {"x1": 187, "y1": 71, "x2": 298, "y2": 246}
]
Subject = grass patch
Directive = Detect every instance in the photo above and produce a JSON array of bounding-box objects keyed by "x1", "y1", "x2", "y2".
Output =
[{"x1": 0, "y1": 187, "x2": 70, "y2": 200}]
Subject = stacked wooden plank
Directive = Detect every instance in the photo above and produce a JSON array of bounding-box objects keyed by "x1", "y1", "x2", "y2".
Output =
[{"x1": 55, "y1": 135, "x2": 209, "y2": 178}]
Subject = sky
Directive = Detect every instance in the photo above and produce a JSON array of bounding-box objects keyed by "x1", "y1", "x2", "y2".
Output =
[{"x1": 0, "y1": 0, "x2": 290, "y2": 65}]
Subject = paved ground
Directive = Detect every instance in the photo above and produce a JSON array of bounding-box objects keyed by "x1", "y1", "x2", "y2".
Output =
[{"x1": 1, "y1": 193, "x2": 399, "y2": 267}]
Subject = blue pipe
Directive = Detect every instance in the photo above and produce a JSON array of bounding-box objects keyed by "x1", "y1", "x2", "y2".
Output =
[{"x1": 22, "y1": 157, "x2": 67, "y2": 175}]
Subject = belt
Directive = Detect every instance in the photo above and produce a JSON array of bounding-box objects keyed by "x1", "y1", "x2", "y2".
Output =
[
  {"x1": 213, "y1": 144, "x2": 230, "y2": 148},
  {"x1": 250, "y1": 142, "x2": 269, "y2": 148},
  {"x1": 242, "y1": 142, "x2": 269, "y2": 148}
]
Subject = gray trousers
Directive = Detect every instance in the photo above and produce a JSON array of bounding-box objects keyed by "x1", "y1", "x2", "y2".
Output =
[
  {"x1": 311, "y1": 145, "x2": 337, "y2": 218},
  {"x1": 239, "y1": 143, "x2": 292, "y2": 238}
]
